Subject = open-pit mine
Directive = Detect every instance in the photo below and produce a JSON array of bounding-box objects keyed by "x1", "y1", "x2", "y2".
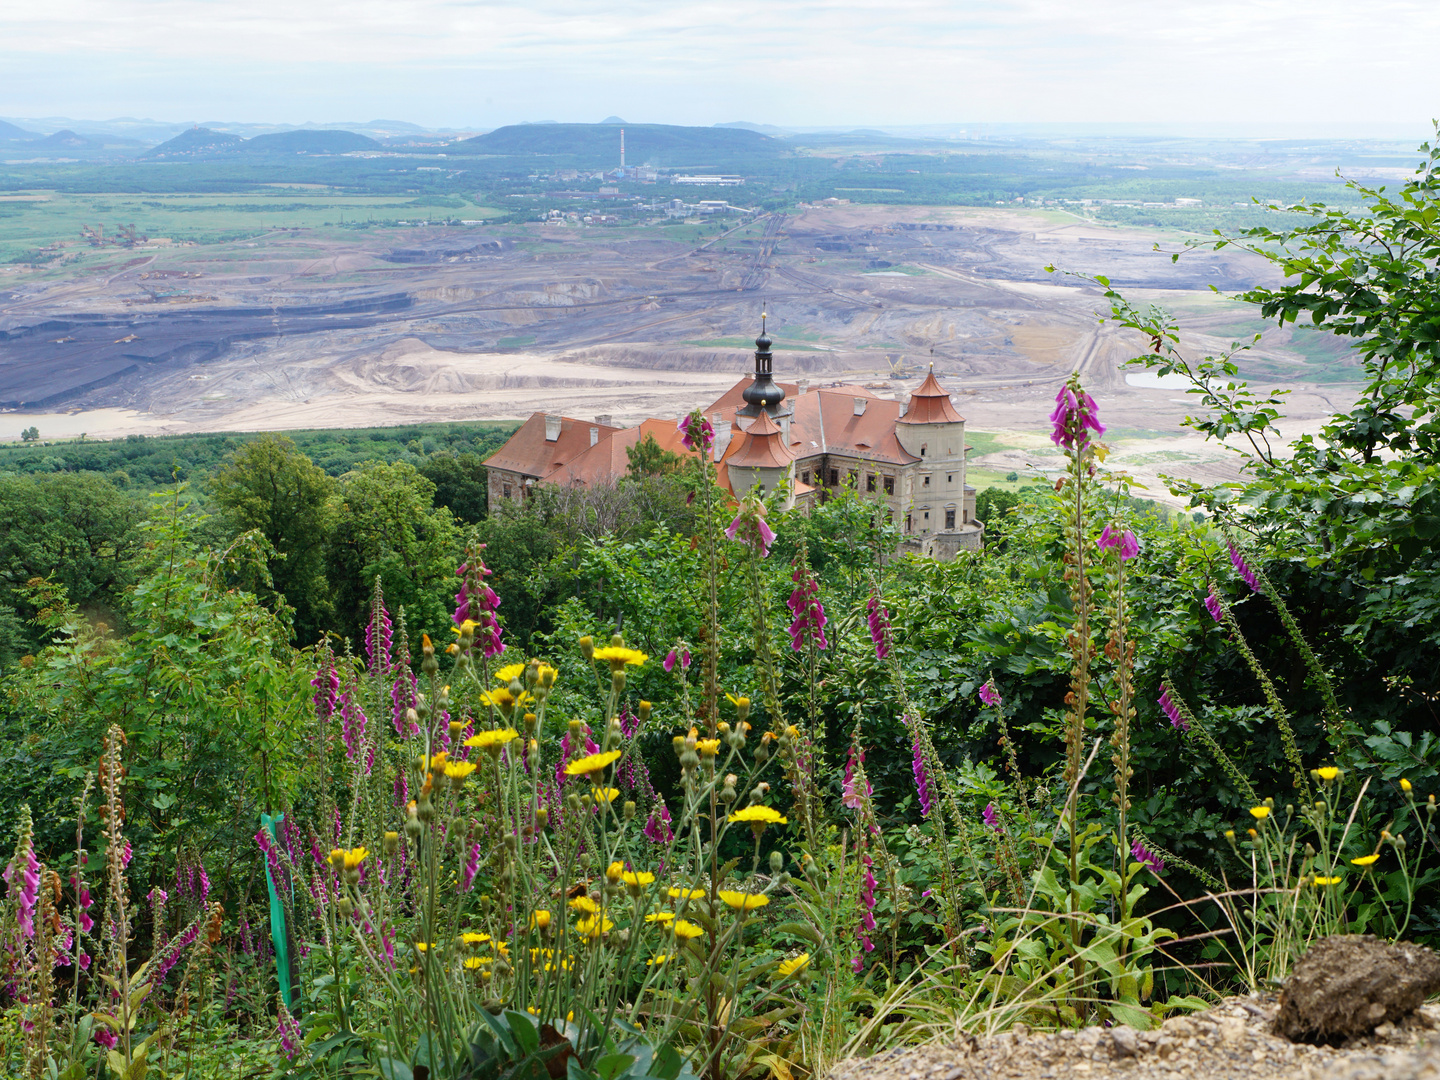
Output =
[{"x1": 0, "y1": 206, "x2": 1356, "y2": 498}]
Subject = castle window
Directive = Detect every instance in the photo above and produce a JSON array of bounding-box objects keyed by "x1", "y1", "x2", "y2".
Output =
[
  {"x1": 920, "y1": 445, "x2": 927, "y2": 457},
  {"x1": 923, "y1": 475, "x2": 930, "y2": 487},
  {"x1": 503, "y1": 484, "x2": 512, "y2": 499},
  {"x1": 867, "y1": 473, "x2": 876, "y2": 492},
  {"x1": 802, "y1": 470, "x2": 811, "y2": 485},
  {"x1": 947, "y1": 474, "x2": 953, "y2": 483},
  {"x1": 905, "y1": 513, "x2": 912, "y2": 532},
  {"x1": 924, "y1": 511, "x2": 930, "y2": 520},
  {"x1": 945, "y1": 509, "x2": 956, "y2": 529},
  {"x1": 828, "y1": 468, "x2": 839, "y2": 486},
  {"x1": 884, "y1": 476, "x2": 894, "y2": 495}
]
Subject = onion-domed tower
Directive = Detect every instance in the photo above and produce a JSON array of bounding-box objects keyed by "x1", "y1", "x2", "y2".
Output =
[{"x1": 736, "y1": 316, "x2": 790, "y2": 422}]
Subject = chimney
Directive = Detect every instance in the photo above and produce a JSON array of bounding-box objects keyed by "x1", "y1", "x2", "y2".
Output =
[
  {"x1": 780, "y1": 416, "x2": 791, "y2": 443},
  {"x1": 595, "y1": 414, "x2": 613, "y2": 427},
  {"x1": 589, "y1": 427, "x2": 600, "y2": 447},
  {"x1": 544, "y1": 414, "x2": 562, "y2": 442},
  {"x1": 853, "y1": 397, "x2": 868, "y2": 416},
  {"x1": 797, "y1": 379, "x2": 810, "y2": 395},
  {"x1": 713, "y1": 421, "x2": 733, "y2": 461}
]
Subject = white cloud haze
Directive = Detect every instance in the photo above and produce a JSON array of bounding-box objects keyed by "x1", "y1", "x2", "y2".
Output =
[{"x1": 3, "y1": 0, "x2": 1439, "y2": 129}]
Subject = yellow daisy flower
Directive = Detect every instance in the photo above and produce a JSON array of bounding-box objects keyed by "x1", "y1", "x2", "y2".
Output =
[
  {"x1": 647, "y1": 953, "x2": 671, "y2": 966},
  {"x1": 645, "y1": 911, "x2": 675, "y2": 924},
  {"x1": 444, "y1": 762, "x2": 478, "y2": 781},
  {"x1": 622, "y1": 869, "x2": 655, "y2": 887},
  {"x1": 493, "y1": 662, "x2": 527, "y2": 684},
  {"x1": 1249, "y1": 806, "x2": 1270, "y2": 820},
  {"x1": 695, "y1": 739, "x2": 722, "y2": 757},
  {"x1": 463, "y1": 956, "x2": 492, "y2": 970},
  {"x1": 565, "y1": 750, "x2": 622, "y2": 777},
  {"x1": 531, "y1": 910, "x2": 552, "y2": 929},
  {"x1": 591, "y1": 787, "x2": 621, "y2": 804},
  {"x1": 1352, "y1": 853, "x2": 1380, "y2": 867},
  {"x1": 465, "y1": 728, "x2": 519, "y2": 750},
  {"x1": 717, "y1": 890, "x2": 769, "y2": 911},
  {"x1": 668, "y1": 887, "x2": 705, "y2": 901},
  {"x1": 776, "y1": 953, "x2": 810, "y2": 977},
  {"x1": 727, "y1": 806, "x2": 787, "y2": 826},
  {"x1": 590, "y1": 646, "x2": 648, "y2": 670},
  {"x1": 575, "y1": 914, "x2": 614, "y2": 940},
  {"x1": 1312, "y1": 876, "x2": 1342, "y2": 886},
  {"x1": 672, "y1": 920, "x2": 705, "y2": 940},
  {"x1": 568, "y1": 896, "x2": 600, "y2": 915},
  {"x1": 1315, "y1": 767, "x2": 1340, "y2": 781},
  {"x1": 460, "y1": 932, "x2": 490, "y2": 945}
]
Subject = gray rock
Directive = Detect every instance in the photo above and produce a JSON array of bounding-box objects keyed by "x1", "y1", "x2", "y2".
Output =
[{"x1": 1275, "y1": 935, "x2": 1440, "y2": 1044}]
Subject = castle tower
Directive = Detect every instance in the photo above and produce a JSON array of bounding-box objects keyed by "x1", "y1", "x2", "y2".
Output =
[
  {"x1": 896, "y1": 367, "x2": 969, "y2": 534},
  {"x1": 726, "y1": 409, "x2": 795, "y2": 497},
  {"x1": 735, "y1": 315, "x2": 790, "y2": 422}
]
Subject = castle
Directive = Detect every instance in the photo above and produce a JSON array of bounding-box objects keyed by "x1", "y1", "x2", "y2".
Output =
[{"x1": 484, "y1": 328, "x2": 984, "y2": 558}]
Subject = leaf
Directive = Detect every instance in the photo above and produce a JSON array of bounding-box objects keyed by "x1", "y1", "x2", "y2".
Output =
[
  {"x1": 593, "y1": 1053, "x2": 638, "y2": 1080},
  {"x1": 377, "y1": 1060, "x2": 415, "y2": 1080},
  {"x1": 505, "y1": 1010, "x2": 541, "y2": 1058}
]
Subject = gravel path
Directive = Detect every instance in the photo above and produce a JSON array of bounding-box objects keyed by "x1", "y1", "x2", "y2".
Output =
[{"x1": 828, "y1": 998, "x2": 1440, "y2": 1080}]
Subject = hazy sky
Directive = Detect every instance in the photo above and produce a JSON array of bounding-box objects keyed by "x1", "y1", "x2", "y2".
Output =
[{"x1": 5, "y1": 0, "x2": 1440, "y2": 129}]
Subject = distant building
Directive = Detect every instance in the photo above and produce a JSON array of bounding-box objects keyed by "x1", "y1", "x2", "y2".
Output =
[
  {"x1": 671, "y1": 175, "x2": 746, "y2": 186},
  {"x1": 484, "y1": 331, "x2": 983, "y2": 558}
]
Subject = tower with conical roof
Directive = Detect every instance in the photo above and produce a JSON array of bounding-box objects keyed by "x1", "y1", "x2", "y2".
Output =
[
  {"x1": 896, "y1": 366, "x2": 969, "y2": 536},
  {"x1": 727, "y1": 409, "x2": 795, "y2": 497}
]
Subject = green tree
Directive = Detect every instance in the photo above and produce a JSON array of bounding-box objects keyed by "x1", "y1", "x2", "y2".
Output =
[
  {"x1": 418, "y1": 450, "x2": 489, "y2": 523},
  {"x1": 626, "y1": 433, "x2": 682, "y2": 477},
  {"x1": 328, "y1": 461, "x2": 461, "y2": 644},
  {"x1": 209, "y1": 434, "x2": 336, "y2": 645},
  {"x1": 20, "y1": 426, "x2": 38, "y2": 442}
]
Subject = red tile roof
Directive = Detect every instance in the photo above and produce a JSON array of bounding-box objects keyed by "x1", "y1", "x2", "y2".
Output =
[
  {"x1": 483, "y1": 413, "x2": 622, "y2": 479},
  {"x1": 540, "y1": 417, "x2": 692, "y2": 487},
  {"x1": 899, "y1": 370, "x2": 964, "y2": 425},
  {"x1": 789, "y1": 386, "x2": 919, "y2": 465},
  {"x1": 728, "y1": 410, "x2": 796, "y2": 468}
]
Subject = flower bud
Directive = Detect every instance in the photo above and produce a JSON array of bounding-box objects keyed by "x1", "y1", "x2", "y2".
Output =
[
  {"x1": 526, "y1": 659, "x2": 540, "y2": 685},
  {"x1": 509, "y1": 677, "x2": 525, "y2": 699},
  {"x1": 383, "y1": 832, "x2": 400, "y2": 856},
  {"x1": 734, "y1": 696, "x2": 750, "y2": 724},
  {"x1": 540, "y1": 666, "x2": 557, "y2": 690},
  {"x1": 535, "y1": 807, "x2": 548, "y2": 829},
  {"x1": 337, "y1": 897, "x2": 353, "y2": 918},
  {"x1": 623, "y1": 800, "x2": 637, "y2": 821},
  {"x1": 612, "y1": 669, "x2": 626, "y2": 693},
  {"x1": 579, "y1": 636, "x2": 595, "y2": 662},
  {"x1": 770, "y1": 851, "x2": 785, "y2": 874},
  {"x1": 638, "y1": 701, "x2": 651, "y2": 723},
  {"x1": 578, "y1": 852, "x2": 592, "y2": 871},
  {"x1": 610, "y1": 633, "x2": 624, "y2": 648},
  {"x1": 567, "y1": 793, "x2": 583, "y2": 812},
  {"x1": 523, "y1": 712, "x2": 537, "y2": 734},
  {"x1": 673, "y1": 735, "x2": 687, "y2": 759}
]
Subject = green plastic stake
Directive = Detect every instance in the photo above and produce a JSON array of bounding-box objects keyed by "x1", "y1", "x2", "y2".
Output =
[{"x1": 260, "y1": 812, "x2": 295, "y2": 1009}]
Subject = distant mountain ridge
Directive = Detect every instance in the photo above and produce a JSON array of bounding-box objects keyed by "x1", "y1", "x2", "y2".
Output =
[
  {"x1": 0, "y1": 119, "x2": 40, "y2": 143},
  {"x1": 452, "y1": 122, "x2": 784, "y2": 164},
  {"x1": 145, "y1": 126, "x2": 381, "y2": 159}
]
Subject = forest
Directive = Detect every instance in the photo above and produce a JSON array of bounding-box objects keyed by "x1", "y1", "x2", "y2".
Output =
[{"x1": 3, "y1": 143, "x2": 1440, "y2": 1079}]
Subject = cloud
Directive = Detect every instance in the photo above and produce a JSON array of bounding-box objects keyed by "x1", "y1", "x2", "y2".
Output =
[{"x1": 3, "y1": 0, "x2": 1439, "y2": 127}]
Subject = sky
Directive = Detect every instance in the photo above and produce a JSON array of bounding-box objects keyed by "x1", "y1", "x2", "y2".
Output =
[{"x1": 4, "y1": 0, "x2": 1440, "y2": 131}]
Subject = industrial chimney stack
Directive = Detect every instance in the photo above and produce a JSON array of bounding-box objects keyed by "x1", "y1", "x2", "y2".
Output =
[{"x1": 620, "y1": 128, "x2": 625, "y2": 169}]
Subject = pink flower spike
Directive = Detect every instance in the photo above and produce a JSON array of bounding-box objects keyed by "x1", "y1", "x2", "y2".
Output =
[
  {"x1": 978, "y1": 680, "x2": 1001, "y2": 708},
  {"x1": 681, "y1": 649, "x2": 691, "y2": 669},
  {"x1": 664, "y1": 649, "x2": 677, "y2": 673},
  {"x1": 1204, "y1": 587, "x2": 1223, "y2": 624}
]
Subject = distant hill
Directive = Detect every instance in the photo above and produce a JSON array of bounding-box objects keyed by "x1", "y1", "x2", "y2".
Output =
[
  {"x1": 146, "y1": 127, "x2": 244, "y2": 158},
  {"x1": 451, "y1": 122, "x2": 785, "y2": 165},
  {"x1": 716, "y1": 121, "x2": 796, "y2": 139},
  {"x1": 37, "y1": 129, "x2": 102, "y2": 149},
  {"x1": 239, "y1": 129, "x2": 381, "y2": 154},
  {"x1": 0, "y1": 119, "x2": 38, "y2": 143}
]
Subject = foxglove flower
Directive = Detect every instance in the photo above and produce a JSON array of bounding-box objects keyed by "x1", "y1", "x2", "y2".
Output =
[
  {"x1": 1228, "y1": 541, "x2": 1262, "y2": 594},
  {"x1": 1203, "y1": 586, "x2": 1223, "y2": 624},
  {"x1": 662, "y1": 647, "x2": 692, "y2": 673},
  {"x1": 678, "y1": 410, "x2": 715, "y2": 453},
  {"x1": 842, "y1": 740, "x2": 871, "y2": 810},
  {"x1": 787, "y1": 563, "x2": 829, "y2": 651},
  {"x1": 1158, "y1": 688, "x2": 1188, "y2": 732},
  {"x1": 1131, "y1": 838, "x2": 1164, "y2": 875},
  {"x1": 455, "y1": 552, "x2": 505, "y2": 658},
  {"x1": 643, "y1": 799, "x2": 674, "y2": 844},
  {"x1": 311, "y1": 649, "x2": 339, "y2": 723},
  {"x1": 277, "y1": 994, "x2": 303, "y2": 1062},
  {"x1": 911, "y1": 730, "x2": 934, "y2": 818},
  {"x1": 1097, "y1": 524, "x2": 1139, "y2": 561},
  {"x1": 364, "y1": 595, "x2": 392, "y2": 676},
  {"x1": 982, "y1": 803, "x2": 1000, "y2": 831},
  {"x1": 865, "y1": 593, "x2": 891, "y2": 659},
  {"x1": 978, "y1": 680, "x2": 1001, "y2": 708},
  {"x1": 726, "y1": 497, "x2": 775, "y2": 558},
  {"x1": 4, "y1": 807, "x2": 40, "y2": 939},
  {"x1": 1049, "y1": 381, "x2": 1105, "y2": 450}
]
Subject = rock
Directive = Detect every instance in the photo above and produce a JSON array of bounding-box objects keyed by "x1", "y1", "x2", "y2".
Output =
[
  {"x1": 1275, "y1": 935, "x2": 1440, "y2": 1044},
  {"x1": 1110, "y1": 1027, "x2": 1139, "y2": 1057}
]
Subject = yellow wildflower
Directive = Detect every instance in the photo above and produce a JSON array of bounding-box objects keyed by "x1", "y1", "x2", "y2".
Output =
[
  {"x1": 565, "y1": 750, "x2": 622, "y2": 777},
  {"x1": 1401, "y1": 778, "x2": 1413, "y2": 793},
  {"x1": 452, "y1": 620, "x2": 479, "y2": 636},
  {"x1": 776, "y1": 953, "x2": 811, "y2": 977},
  {"x1": 460, "y1": 932, "x2": 490, "y2": 945},
  {"x1": 727, "y1": 806, "x2": 787, "y2": 826},
  {"x1": 444, "y1": 761, "x2": 478, "y2": 781},
  {"x1": 591, "y1": 787, "x2": 621, "y2": 804},
  {"x1": 1352, "y1": 853, "x2": 1380, "y2": 867},
  {"x1": 606, "y1": 861, "x2": 625, "y2": 883},
  {"x1": 645, "y1": 911, "x2": 675, "y2": 924},
  {"x1": 647, "y1": 953, "x2": 671, "y2": 966},
  {"x1": 1312, "y1": 876, "x2": 1342, "y2": 886},
  {"x1": 695, "y1": 739, "x2": 722, "y2": 757},
  {"x1": 479, "y1": 688, "x2": 532, "y2": 710},
  {"x1": 465, "y1": 728, "x2": 520, "y2": 751},
  {"x1": 672, "y1": 920, "x2": 705, "y2": 940},
  {"x1": 622, "y1": 869, "x2": 656, "y2": 887},
  {"x1": 1249, "y1": 806, "x2": 1270, "y2": 820},
  {"x1": 463, "y1": 956, "x2": 492, "y2": 970},
  {"x1": 575, "y1": 914, "x2": 614, "y2": 940},
  {"x1": 419, "y1": 752, "x2": 449, "y2": 773},
  {"x1": 334, "y1": 847, "x2": 367, "y2": 871},
  {"x1": 413, "y1": 942, "x2": 439, "y2": 952},
  {"x1": 668, "y1": 887, "x2": 705, "y2": 901},
  {"x1": 493, "y1": 663, "x2": 527, "y2": 684},
  {"x1": 1316, "y1": 767, "x2": 1340, "y2": 782},
  {"x1": 569, "y1": 896, "x2": 600, "y2": 915},
  {"x1": 591, "y1": 646, "x2": 648, "y2": 670},
  {"x1": 531, "y1": 910, "x2": 552, "y2": 929},
  {"x1": 717, "y1": 890, "x2": 769, "y2": 911}
]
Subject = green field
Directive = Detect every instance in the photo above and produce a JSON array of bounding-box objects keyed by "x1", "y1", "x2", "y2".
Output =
[{"x1": 0, "y1": 190, "x2": 506, "y2": 261}]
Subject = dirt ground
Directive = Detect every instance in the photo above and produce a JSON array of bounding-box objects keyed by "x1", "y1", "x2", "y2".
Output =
[
  {"x1": 0, "y1": 206, "x2": 1354, "y2": 499},
  {"x1": 829, "y1": 997, "x2": 1440, "y2": 1080}
]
